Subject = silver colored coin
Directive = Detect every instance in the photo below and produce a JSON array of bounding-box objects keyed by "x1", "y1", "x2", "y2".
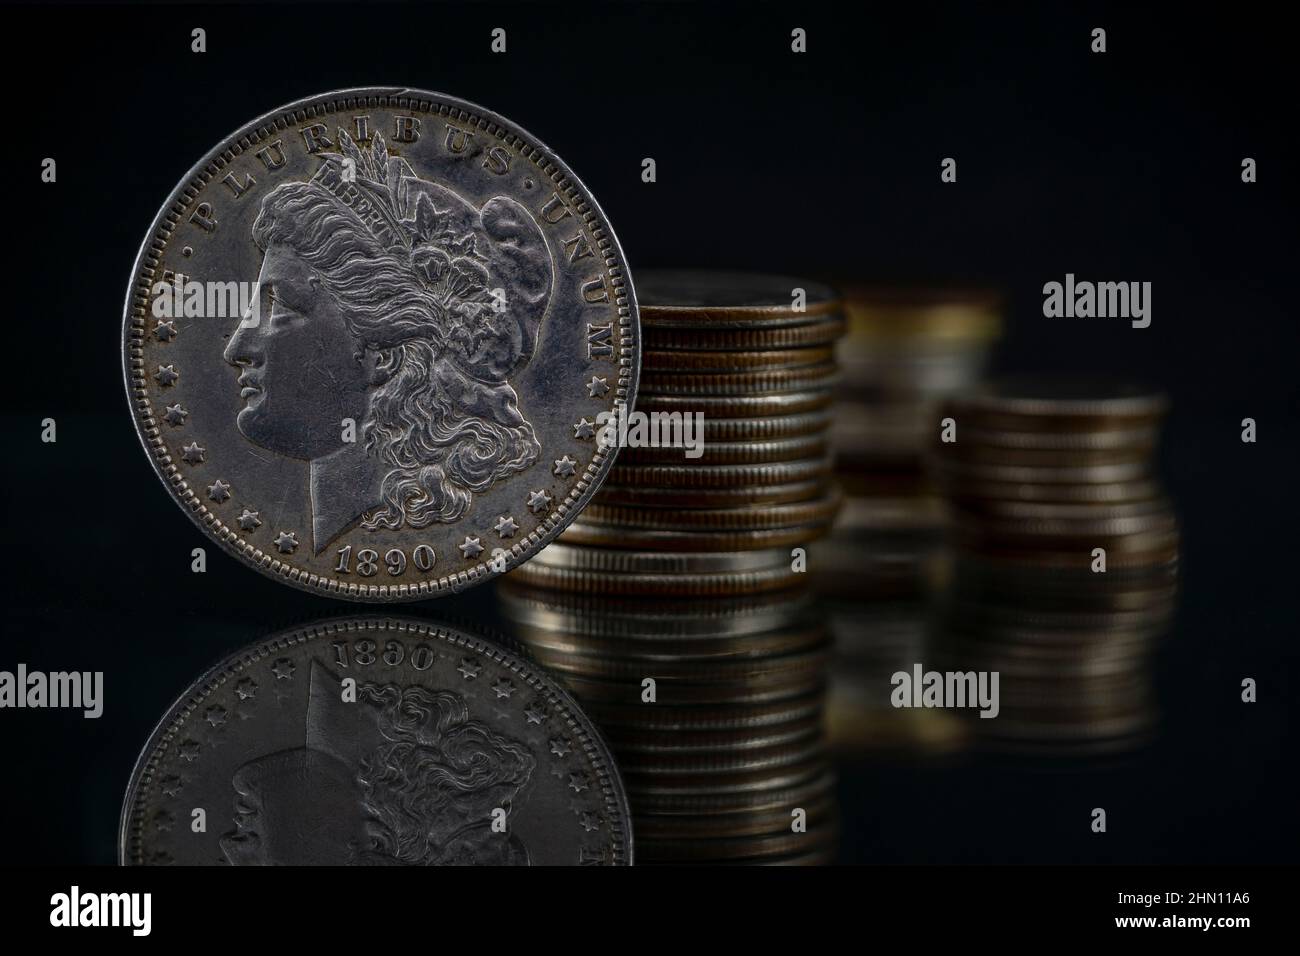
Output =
[
  {"x1": 616, "y1": 739, "x2": 829, "y2": 777},
  {"x1": 616, "y1": 433, "x2": 828, "y2": 465},
  {"x1": 622, "y1": 756, "x2": 830, "y2": 796},
  {"x1": 515, "y1": 625, "x2": 828, "y2": 663},
  {"x1": 943, "y1": 379, "x2": 1169, "y2": 421},
  {"x1": 526, "y1": 543, "x2": 794, "y2": 574},
  {"x1": 531, "y1": 644, "x2": 830, "y2": 683},
  {"x1": 120, "y1": 616, "x2": 632, "y2": 865},
  {"x1": 635, "y1": 389, "x2": 834, "y2": 417},
  {"x1": 507, "y1": 562, "x2": 805, "y2": 597},
  {"x1": 637, "y1": 363, "x2": 840, "y2": 396},
  {"x1": 122, "y1": 88, "x2": 639, "y2": 601},
  {"x1": 638, "y1": 270, "x2": 842, "y2": 327},
  {"x1": 629, "y1": 767, "x2": 836, "y2": 817},
  {"x1": 642, "y1": 346, "x2": 836, "y2": 371},
  {"x1": 943, "y1": 478, "x2": 1164, "y2": 505},
  {"x1": 496, "y1": 584, "x2": 814, "y2": 638},
  {"x1": 603, "y1": 715, "x2": 826, "y2": 755},
  {"x1": 582, "y1": 490, "x2": 841, "y2": 531},
  {"x1": 633, "y1": 792, "x2": 838, "y2": 839},
  {"x1": 931, "y1": 458, "x2": 1151, "y2": 485},
  {"x1": 643, "y1": 316, "x2": 847, "y2": 350},
  {"x1": 586, "y1": 696, "x2": 827, "y2": 734},
  {"x1": 592, "y1": 478, "x2": 832, "y2": 508},
  {"x1": 608, "y1": 457, "x2": 833, "y2": 488},
  {"x1": 687, "y1": 411, "x2": 832, "y2": 441},
  {"x1": 558, "y1": 520, "x2": 836, "y2": 552},
  {"x1": 951, "y1": 424, "x2": 1160, "y2": 451}
]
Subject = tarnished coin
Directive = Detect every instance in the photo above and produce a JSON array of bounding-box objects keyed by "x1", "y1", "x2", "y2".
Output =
[
  {"x1": 532, "y1": 645, "x2": 830, "y2": 686},
  {"x1": 496, "y1": 584, "x2": 814, "y2": 638},
  {"x1": 940, "y1": 379, "x2": 1169, "y2": 430},
  {"x1": 629, "y1": 767, "x2": 836, "y2": 817},
  {"x1": 643, "y1": 316, "x2": 846, "y2": 351},
  {"x1": 583, "y1": 491, "x2": 841, "y2": 531},
  {"x1": 526, "y1": 543, "x2": 793, "y2": 574},
  {"x1": 952, "y1": 424, "x2": 1159, "y2": 451},
  {"x1": 931, "y1": 458, "x2": 1152, "y2": 485},
  {"x1": 639, "y1": 270, "x2": 841, "y2": 327},
  {"x1": 622, "y1": 756, "x2": 829, "y2": 796},
  {"x1": 507, "y1": 562, "x2": 805, "y2": 597},
  {"x1": 122, "y1": 88, "x2": 639, "y2": 601},
  {"x1": 514, "y1": 625, "x2": 828, "y2": 663},
  {"x1": 942, "y1": 478, "x2": 1164, "y2": 506},
  {"x1": 632, "y1": 792, "x2": 837, "y2": 839},
  {"x1": 584, "y1": 695, "x2": 826, "y2": 734},
  {"x1": 591, "y1": 478, "x2": 832, "y2": 508},
  {"x1": 691, "y1": 411, "x2": 832, "y2": 441},
  {"x1": 840, "y1": 285, "x2": 1003, "y2": 342},
  {"x1": 935, "y1": 443, "x2": 1154, "y2": 468},
  {"x1": 558, "y1": 520, "x2": 836, "y2": 551},
  {"x1": 617, "y1": 433, "x2": 828, "y2": 465},
  {"x1": 635, "y1": 389, "x2": 834, "y2": 417},
  {"x1": 609, "y1": 457, "x2": 833, "y2": 488},
  {"x1": 952, "y1": 497, "x2": 1175, "y2": 523},
  {"x1": 955, "y1": 535, "x2": 1180, "y2": 570},
  {"x1": 120, "y1": 616, "x2": 633, "y2": 865},
  {"x1": 642, "y1": 347, "x2": 835, "y2": 371},
  {"x1": 636, "y1": 363, "x2": 840, "y2": 396},
  {"x1": 603, "y1": 715, "x2": 825, "y2": 755}
]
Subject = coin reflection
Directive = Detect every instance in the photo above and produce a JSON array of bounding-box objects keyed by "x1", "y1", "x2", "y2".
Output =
[
  {"x1": 929, "y1": 379, "x2": 1180, "y2": 754},
  {"x1": 817, "y1": 284, "x2": 1000, "y2": 756},
  {"x1": 499, "y1": 582, "x2": 840, "y2": 865},
  {"x1": 121, "y1": 616, "x2": 631, "y2": 866},
  {"x1": 220, "y1": 748, "x2": 363, "y2": 866}
]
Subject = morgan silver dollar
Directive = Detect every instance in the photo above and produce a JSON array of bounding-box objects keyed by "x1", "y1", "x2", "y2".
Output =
[
  {"x1": 122, "y1": 88, "x2": 639, "y2": 600},
  {"x1": 119, "y1": 616, "x2": 632, "y2": 865}
]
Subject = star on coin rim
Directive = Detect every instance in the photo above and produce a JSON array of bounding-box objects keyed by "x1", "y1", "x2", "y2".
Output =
[
  {"x1": 121, "y1": 87, "x2": 641, "y2": 602},
  {"x1": 117, "y1": 616, "x2": 633, "y2": 865}
]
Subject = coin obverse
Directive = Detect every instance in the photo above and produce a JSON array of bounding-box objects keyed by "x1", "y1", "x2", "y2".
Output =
[
  {"x1": 120, "y1": 617, "x2": 633, "y2": 865},
  {"x1": 122, "y1": 88, "x2": 639, "y2": 601}
]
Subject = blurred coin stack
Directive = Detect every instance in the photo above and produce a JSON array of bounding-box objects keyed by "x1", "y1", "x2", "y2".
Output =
[
  {"x1": 929, "y1": 380, "x2": 1179, "y2": 753},
  {"x1": 498, "y1": 587, "x2": 839, "y2": 864},
  {"x1": 816, "y1": 287, "x2": 1002, "y2": 754},
  {"x1": 505, "y1": 270, "x2": 844, "y2": 863}
]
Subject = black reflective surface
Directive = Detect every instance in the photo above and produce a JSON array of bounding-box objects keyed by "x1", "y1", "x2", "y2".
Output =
[{"x1": 1, "y1": 2, "x2": 1295, "y2": 865}]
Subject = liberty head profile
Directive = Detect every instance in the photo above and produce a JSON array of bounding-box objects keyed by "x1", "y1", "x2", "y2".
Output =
[
  {"x1": 223, "y1": 131, "x2": 554, "y2": 552},
  {"x1": 219, "y1": 662, "x2": 536, "y2": 866}
]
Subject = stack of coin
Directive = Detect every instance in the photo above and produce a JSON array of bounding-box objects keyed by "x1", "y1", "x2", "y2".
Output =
[
  {"x1": 505, "y1": 270, "x2": 845, "y2": 863},
  {"x1": 817, "y1": 286, "x2": 1001, "y2": 755},
  {"x1": 517, "y1": 270, "x2": 845, "y2": 577},
  {"x1": 498, "y1": 585, "x2": 839, "y2": 864},
  {"x1": 822, "y1": 285, "x2": 1002, "y2": 595},
  {"x1": 928, "y1": 380, "x2": 1179, "y2": 753},
  {"x1": 560, "y1": 269, "x2": 845, "y2": 550}
]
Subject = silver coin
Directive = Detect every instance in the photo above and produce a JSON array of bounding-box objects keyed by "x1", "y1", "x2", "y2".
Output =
[
  {"x1": 122, "y1": 87, "x2": 639, "y2": 601},
  {"x1": 638, "y1": 270, "x2": 842, "y2": 327},
  {"x1": 120, "y1": 616, "x2": 632, "y2": 865},
  {"x1": 636, "y1": 363, "x2": 840, "y2": 396},
  {"x1": 526, "y1": 543, "x2": 794, "y2": 574}
]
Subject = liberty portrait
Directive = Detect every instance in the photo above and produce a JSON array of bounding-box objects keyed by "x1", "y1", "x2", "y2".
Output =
[
  {"x1": 219, "y1": 662, "x2": 536, "y2": 866},
  {"x1": 222, "y1": 131, "x2": 554, "y2": 553}
]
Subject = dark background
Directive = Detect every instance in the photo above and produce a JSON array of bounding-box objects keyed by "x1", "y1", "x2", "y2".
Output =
[{"x1": 0, "y1": 1, "x2": 1295, "y2": 865}]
